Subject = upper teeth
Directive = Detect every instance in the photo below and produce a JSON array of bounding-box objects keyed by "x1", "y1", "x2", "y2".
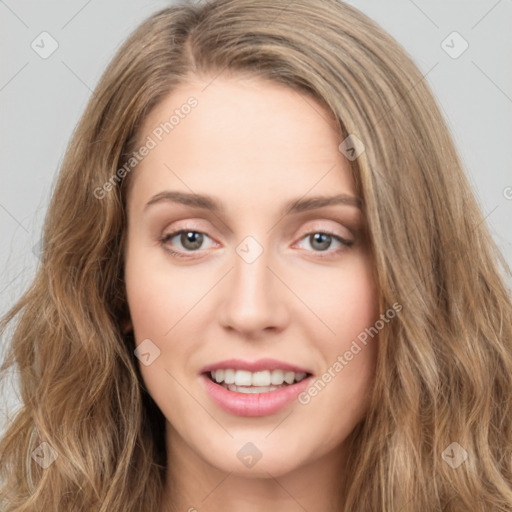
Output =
[{"x1": 210, "y1": 369, "x2": 307, "y2": 387}]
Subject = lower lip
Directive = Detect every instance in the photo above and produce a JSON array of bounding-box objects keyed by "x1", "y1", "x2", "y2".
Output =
[{"x1": 200, "y1": 374, "x2": 312, "y2": 417}]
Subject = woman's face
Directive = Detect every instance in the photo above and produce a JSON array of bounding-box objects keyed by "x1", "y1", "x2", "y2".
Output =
[{"x1": 124, "y1": 75, "x2": 379, "y2": 478}]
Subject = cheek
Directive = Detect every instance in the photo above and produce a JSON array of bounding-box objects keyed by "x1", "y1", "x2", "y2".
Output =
[
  {"x1": 124, "y1": 246, "x2": 208, "y2": 338},
  {"x1": 336, "y1": 267, "x2": 378, "y2": 340},
  {"x1": 124, "y1": 252, "x2": 190, "y2": 416},
  {"x1": 124, "y1": 244, "x2": 211, "y2": 389},
  {"x1": 300, "y1": 252, "x2": 379, "y2": 341},
  {"x1": 331, "y1": 254, "x2": 379, "y2": 382},
  {"x1": 296, "y1": 252, "x2": 379, "y2": 421}
]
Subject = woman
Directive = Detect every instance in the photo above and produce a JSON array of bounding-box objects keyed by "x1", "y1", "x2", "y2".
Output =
[{"x1": 1, "y1": 0, "x2": 511, "y2": 510}]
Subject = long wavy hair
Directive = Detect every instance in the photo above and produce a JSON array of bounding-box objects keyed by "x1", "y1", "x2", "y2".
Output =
[{"x1": 1, "y1": 0, "x2": 511, "y2": 510}]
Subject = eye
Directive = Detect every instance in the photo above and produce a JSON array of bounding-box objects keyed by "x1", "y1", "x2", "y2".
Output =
[
  {"x1": 160, "y1": 229, "x2": 354, "y2": 259},
  {"x1": 296, "y1": 231, "x2": 353, "y2": 255},
  {"x1": 160, "y1": 230, "x2": 216, "y2": 257}
]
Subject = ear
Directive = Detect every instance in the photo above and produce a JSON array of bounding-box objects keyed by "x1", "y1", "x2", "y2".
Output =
[{"x1": 121, "y1": 317, "x2": 133, "y2": 334}]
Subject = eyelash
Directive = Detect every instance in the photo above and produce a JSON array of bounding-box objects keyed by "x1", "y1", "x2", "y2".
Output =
[{"x1": 159, "y1": 229, "x2": 354, "y2": 260}]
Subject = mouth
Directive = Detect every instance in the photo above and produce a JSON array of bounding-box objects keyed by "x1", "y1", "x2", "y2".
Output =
[{"x1": 199, "y1": 359, "x2": 314, "y2": 417}]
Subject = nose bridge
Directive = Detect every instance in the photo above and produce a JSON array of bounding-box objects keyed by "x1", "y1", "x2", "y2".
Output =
[
  {"x1": 233, "y1": 247, "x2": 269, "y2": 299},
  {"x1": 219, "y1": 235, "x2": 288, "y2": 334},
  {"x1": 231, "y1": 236, "x2": 273, "y2": 307}
]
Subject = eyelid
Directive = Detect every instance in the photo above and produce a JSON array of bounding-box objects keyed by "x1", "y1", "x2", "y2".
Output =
[{"x1": 295, "y1": 219, "x2": 354, "y2": 241}]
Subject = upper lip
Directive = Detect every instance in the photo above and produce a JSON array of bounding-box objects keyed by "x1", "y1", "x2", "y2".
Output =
[{"x1": 201, "y1": 358, "x2": 313, "y2": 375}]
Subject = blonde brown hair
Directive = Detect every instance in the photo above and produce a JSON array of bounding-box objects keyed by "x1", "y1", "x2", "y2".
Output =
[{"x1": 1, "y1": 0, "x2": 512, "y2": 510}]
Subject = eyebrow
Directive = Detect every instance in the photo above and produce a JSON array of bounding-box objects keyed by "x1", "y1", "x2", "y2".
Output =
[{"x1": 143, "y1": 190, "x2": 362, "y2": 216}]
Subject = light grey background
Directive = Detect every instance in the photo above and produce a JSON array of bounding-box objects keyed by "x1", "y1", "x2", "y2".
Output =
[{"x1": 1, "y1": 0, "x2": 511, "y2": 432}]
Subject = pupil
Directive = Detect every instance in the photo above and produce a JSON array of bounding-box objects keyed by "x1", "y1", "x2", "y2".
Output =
[{"x1": 311, "y1": 233, "x2": 331, "y2": 251}]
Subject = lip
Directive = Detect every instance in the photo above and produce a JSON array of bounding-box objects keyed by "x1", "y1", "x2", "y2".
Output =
[
  {"x1": 201, "y1": 374, "x2": 313, "y2": 417},
  {"x1": 200, "y1": 358, "x2": 312, "y2": 374}
]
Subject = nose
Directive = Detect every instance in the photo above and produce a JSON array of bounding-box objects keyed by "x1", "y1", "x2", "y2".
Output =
[{"x1": 217, "y1": 242, "x2": 290, "y2": 338}]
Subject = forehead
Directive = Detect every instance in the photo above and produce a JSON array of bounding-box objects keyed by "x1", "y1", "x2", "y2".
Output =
[{"x1": 127, "y1": 75, "x2": 356, "y2": 212}]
